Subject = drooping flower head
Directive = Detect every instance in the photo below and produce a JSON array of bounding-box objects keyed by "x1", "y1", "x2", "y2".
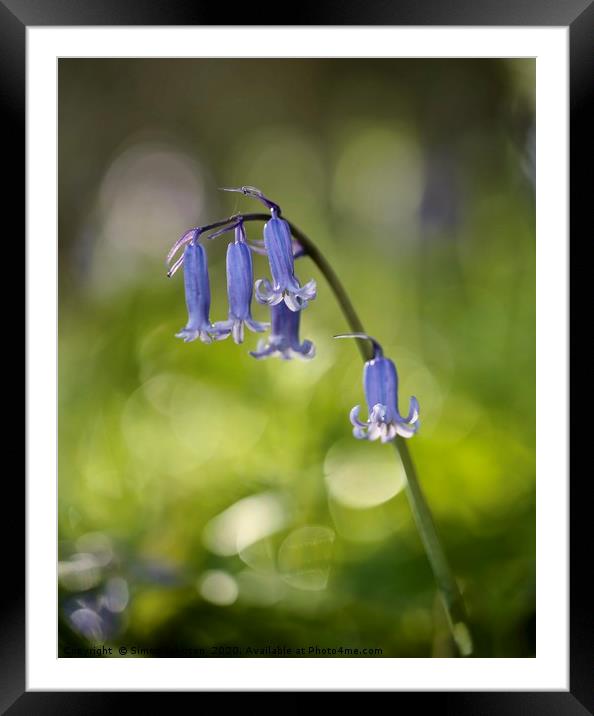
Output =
[
  {"x1": 250, "y1": 301, "x2": 315, "y2": 361},
  {"x1": 212, "y1": 221, "x2": 269, "y2": 344},
  {"x1": 221, "y1": 186, "x2": 316, "y2": 312},
  {"x1": 335, "y1": 333, "x2": 419, "y2": 442},
  {"x1": 174, "y1": 236, "x2": 220, "y2": 344},
  {"x1": 255, "y1": 216, "x2": 317, "y2": 311}
]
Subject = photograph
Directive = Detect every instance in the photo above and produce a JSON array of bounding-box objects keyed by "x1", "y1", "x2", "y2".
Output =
[{"x1": 57, "y1": 57, "x2": 537, "y2": 660}]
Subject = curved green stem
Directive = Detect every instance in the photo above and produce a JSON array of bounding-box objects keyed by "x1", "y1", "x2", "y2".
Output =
[
  {"x1": 208, "y1": 211, "x2": 472, "y2": 655},
  {"x1": 397, "y1": 438, "x2": 472, "y2": 655},
  {"x1": 290, "y1": 218, "x2": 472, "y2": 656}
]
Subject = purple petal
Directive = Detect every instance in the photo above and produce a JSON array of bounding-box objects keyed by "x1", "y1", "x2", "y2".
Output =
[
  {"x1": 402, "y1": 396, "x2": 420, "y2": 424},
  {"x1": 249, "y1": 340, "x2": 277, "y2": 360},
  {"x1": 255, "y1": 278, "x2": 284, "y2": 306},
  {"x1": 293, "y1": 340, "x2": 316, "y2": 360},
  {"x1": 263, "y1": 217, "x2": 297, "y2": 292},
  {"x1": 178, "y1": 243, "x2": 212, "y2": 335},
  {"x1": 226, "y1": 240, "x2": 255, "y2": 320},
  {"x1": 349, "y1": 405, "x2": 367, "y2": 428},
  {"x1": 364, "y1": 358, "x2": 398, "y2": 418},
  {"x1": 245, "y1": 317, "x2": 270, "y2": 333},
  {"x1": 395, "y1": 422, "x2": 417, "y2": 438}
]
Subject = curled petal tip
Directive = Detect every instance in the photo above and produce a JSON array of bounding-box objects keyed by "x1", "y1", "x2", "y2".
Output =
[
  {"x1": 245, "y1": 318, "x2": 270, "y2": 333},
  {"x1": 295, "y1": 340, "x2": 316, "y2": 360},
  {"x1": 349, "y1": 405, "x2": 367, "y2": 428},
  {"x1": 283, "y1": 292, "x2": 304, "y2": 312},
  {"x1": 303, "y1": 341, "x2": 316, "y2": 358},
  {"x1": 255, "y1": 278, "x2": 284, "y2": 306},
  {"x1": 249, "y1": 341, "x2": 276, "y2": 360},
  {"x1": 396, "y1": 423, "x2": 417, "y2": 439},
  {"x1": 175, "y1": 328, "x2": 198, "y2": 343},
  {"x1": 406, "y1": 396, "x2": 420, "y2": 424}
]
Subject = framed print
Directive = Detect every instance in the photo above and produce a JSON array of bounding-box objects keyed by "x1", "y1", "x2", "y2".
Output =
[{"x1": 11, "y1": 0, "x2": 590, "y2": 709}]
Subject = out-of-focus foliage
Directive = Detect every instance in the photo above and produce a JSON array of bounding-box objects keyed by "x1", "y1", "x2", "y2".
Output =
[{"x1": 58, "y1": 59, "x2": 535, "y2": 657}]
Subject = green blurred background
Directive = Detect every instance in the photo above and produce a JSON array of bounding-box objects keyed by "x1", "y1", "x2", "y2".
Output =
[{"x1": 58, "y1": 59, "x2": 535, "y2": 658}]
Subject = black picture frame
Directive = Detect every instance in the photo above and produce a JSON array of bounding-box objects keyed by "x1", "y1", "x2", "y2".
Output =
[{"x1": 10, "y1": 0, "x2": 589, "y2": 710}]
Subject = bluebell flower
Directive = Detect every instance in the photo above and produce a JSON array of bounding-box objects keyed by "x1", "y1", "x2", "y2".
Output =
[
  {"x1": 213, "y1": 222, "x2": 269, "y2": 344},
  {"x1": 175, "y1": 241, "x2": 227, "y2": 343},
  {"x1": 255, "y1": 216, "x2": 317, "y2": 312},
  {"x1": 220, "y1": 186, "x2": 316, "y2": 312},
  {"x1": 336, "y1": 333, "x2": 419, "y2": 442},
  {"x1": 250, "y1": 301, "x2": 315, "y2": 361}
]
